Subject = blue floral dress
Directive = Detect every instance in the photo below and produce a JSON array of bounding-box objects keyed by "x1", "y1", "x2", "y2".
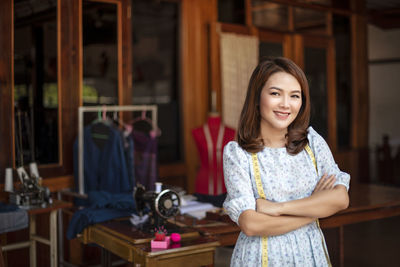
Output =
[{"x1": 223, "y1": 127, "x2": 350, "y2": 267}]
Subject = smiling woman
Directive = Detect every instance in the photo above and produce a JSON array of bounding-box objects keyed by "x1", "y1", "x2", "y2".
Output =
[
  {"x1": 237, "y1": 57, "x2": 311, "y2": 155},
  {"x1": 259, "y1": 72, "x2": 303, "y2": 148},
  {"x1": 223, "y1": 57, "x2": 350, "y2": 267}
]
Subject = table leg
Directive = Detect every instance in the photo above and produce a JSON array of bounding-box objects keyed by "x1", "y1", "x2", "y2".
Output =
[
  {"x1": 101, "y1": 248, "x2": 111, "y2": 267},
  {"x1": 30, "y1": 214, "x2": 36, "y2": 267},
  {"x1": 0, "y1": 244, "x2": 5, "y2": 267},
  {"x1": 49, "y1": 210, "x2": 58, "y2": 267}
]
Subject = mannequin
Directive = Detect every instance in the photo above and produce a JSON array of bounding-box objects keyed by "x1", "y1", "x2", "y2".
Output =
[{"x1": 192, "y1": 112, "x2": 235, "y2": 198}]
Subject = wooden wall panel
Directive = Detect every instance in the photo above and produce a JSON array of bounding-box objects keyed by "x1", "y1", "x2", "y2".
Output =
[
  {"x1": 351, "y1": 14, "x2": 369, "y2": 148},
  {"x1": 0, "y1": 0, "x2": 371, "y2": 194},
  {"x1": 121, "y1": 0, "x2": 132, "y2": 107},
  {"x1": 0, "y1": 0, "x2": 13, "y2": 183},
  {"x1": 181, "y1": 0, "x2": 215, "y2": 193}
]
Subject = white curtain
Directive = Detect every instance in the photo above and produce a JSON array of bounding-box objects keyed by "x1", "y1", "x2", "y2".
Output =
[{"x1": 220, "y1": 32, "x2": 259, "y2": 129}]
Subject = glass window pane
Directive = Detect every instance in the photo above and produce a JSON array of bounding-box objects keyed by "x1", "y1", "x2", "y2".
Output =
[
  {"x1": 132, "y1": 0, "x2": 181, "y2": 163},
  {"x1": 305, "y1": 47, "x2": 328, "y2": 139},
  {"x1": 14, "y1": 0, "x2": 59, "y2": 165},
  {"x1": 218, "y1": 0, "x2": 245, "y2": 25},
  {"x1": 333, "y1": 15, "x2": 351, "y2": 149},
  {"x1": 294, "y1": 0, "x2": 332, "y2": 6},
  {"x1": 82, "y1": 1, "x2": 118, "y2": 107},
  {"x1": 252, "y1": 1, "x2": 288, "y2": 31},
  {"x1": 294, "y1": 7, "x2": 327, "y2": 34},
  {"x1": 259, "y1": 42, "x2": 283, "y2": 59},
  {"x1": 294, "y1": 0, "x2": 349, "y2": 9}
]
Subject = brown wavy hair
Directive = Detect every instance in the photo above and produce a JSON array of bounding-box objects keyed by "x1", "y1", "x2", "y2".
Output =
[{"x1": 237, "y1": 57, "x2": 310, "y2": 155}]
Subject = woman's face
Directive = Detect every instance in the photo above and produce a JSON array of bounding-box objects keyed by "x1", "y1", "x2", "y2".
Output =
[{"x1": 259, "y1": 71, "x2": 302, "y2": 133}]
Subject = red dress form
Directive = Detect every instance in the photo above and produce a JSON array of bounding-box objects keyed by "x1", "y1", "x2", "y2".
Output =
[{"x1": 192, "y1": 115, "x2": 235, "y2": 195}]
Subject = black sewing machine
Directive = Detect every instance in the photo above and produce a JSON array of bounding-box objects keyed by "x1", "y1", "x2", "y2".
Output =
[
  {"x1": 9, "y1": 166, "x2": 51, "y2": 207},
  {"x1": 134, "y1": 182, "x2": 181, "y2": 229}
]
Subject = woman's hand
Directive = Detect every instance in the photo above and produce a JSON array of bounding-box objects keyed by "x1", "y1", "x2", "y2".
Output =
[
  {"x1": 256, "y1": 198, "x2": 282, "y2": 216},
  {"x1": 313, "y1": 174, "x2": 336, "y2": 194}
]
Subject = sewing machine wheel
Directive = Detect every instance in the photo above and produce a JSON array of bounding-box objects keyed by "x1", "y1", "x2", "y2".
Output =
[{"x1": 154, "y1": 189, "x2": 180, "y2": 219}]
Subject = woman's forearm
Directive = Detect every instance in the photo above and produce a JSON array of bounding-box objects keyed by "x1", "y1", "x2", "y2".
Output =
[
  {"x1": 238, "y1": 210, "x2": 315, "y2": 237},
  {"x1": 279, "y1": 185, "x2": 349, "y2": 218}
]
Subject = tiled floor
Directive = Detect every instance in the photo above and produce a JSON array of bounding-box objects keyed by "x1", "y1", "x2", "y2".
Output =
[{"x1": 214, "y1": 215, "x2": 400, "y2": 267}]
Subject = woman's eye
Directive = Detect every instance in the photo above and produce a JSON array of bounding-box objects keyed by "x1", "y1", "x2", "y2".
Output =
[
  {"x1": 270, "y1": 92, "x2": 279, "y2": 96},
  {"x1": 291, "y1": 95, "x2": 300, "y2": 98}
]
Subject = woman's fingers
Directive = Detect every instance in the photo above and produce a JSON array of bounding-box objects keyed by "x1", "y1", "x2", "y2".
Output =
[
  {"x1": 325, "y1": 175, "x2": 336, "y2": 189},
  {"x1": 314, "y1": 173, "x2": 328, "y2": 191},
  {"x1": 320, "y1": 175, "x2": 336, "y2": 190},
  {"x1": 314, "y1": 174, "x2": 336, "y2": 192}
]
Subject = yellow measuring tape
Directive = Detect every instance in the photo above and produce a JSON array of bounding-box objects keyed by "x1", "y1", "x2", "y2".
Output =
[
  {"x1": 304, "y1": 144, "x2": 332, "y2": 267},
  {"x1": 251, "y1": 153, "x2": 268, "y2": 267},
  {"x1": 251, "y1": 144, "x2": 331, "y2": 267}
]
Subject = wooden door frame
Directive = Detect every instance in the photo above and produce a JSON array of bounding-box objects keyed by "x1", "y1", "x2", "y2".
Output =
[{"x1": 0, "y1": 0, "x2": 13, "y2": 182}]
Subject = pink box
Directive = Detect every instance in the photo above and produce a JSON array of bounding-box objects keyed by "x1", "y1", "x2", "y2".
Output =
[{"x1": 151, "y1": 236, "x2": 171, "y2": 249}]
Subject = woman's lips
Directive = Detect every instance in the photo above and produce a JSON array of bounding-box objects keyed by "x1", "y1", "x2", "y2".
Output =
[{"x1": 274, "y1": 111, "x2": 290, "y2": 120}]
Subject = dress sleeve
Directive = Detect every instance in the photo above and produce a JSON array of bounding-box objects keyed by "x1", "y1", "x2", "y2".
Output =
[
  {"x1": 223, "y1": 142, "x2": 256, "y2": 225},
  {"x1": 308, "y1": 127, "x2": 351, "y2": 191}
]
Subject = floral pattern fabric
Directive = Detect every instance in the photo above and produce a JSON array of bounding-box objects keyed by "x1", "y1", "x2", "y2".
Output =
[{"x1": 223, "y1": 127, "x2": 350, "y2": 267}]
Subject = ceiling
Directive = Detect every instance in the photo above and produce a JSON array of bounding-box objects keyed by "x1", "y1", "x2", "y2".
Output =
[
  {"x1": 367, "y1": 0, "x2": 400, "y2": 29},
  {"x1": 367, "y1": 0, "x2": 400, "y2": 11}
]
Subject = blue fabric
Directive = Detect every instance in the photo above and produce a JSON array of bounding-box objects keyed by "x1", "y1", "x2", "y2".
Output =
[
  {"x1": 88, "y1": 191, "x2": 135, "y2": 210},
  {"x1": 0, "y1": 202, "x2": 27, "y2": 234},
  {"x1": 66, "y1": 191, "x2": 136, "y2": 239},
  {"x1": 66, "y1": 208, "x2": 132, "y2": 240},
  {"x1": 124, "y1": 133, "x2": 135, "y2": 189},
  {"x1": 73, "y1": 123, "x2": 132, "y2": 194},
  {"x1": 69, "y1": 124, "x2": 137, "y2": 239},
  {"x1": 0, "y1": 210, "x2": 28, "y2": 234},
  {"x1": 0, "y1": 202, "x2": 19, "y2": 213}
]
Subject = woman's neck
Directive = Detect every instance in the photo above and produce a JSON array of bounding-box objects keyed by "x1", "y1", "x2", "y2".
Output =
[{"x1": 260, "y1": 125, "x2": 287, "y2": 148}]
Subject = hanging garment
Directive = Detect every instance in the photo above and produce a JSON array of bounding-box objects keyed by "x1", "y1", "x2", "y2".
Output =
[
  {"x1": 131, "y1": 130, "x2": 158, "y2": 191},
  {"x1": 73, "y1": 123, "x2": 132, "y2": 195},
  {"x1": 68, "y1": 124, "x2": 136, "y2": 239},
  {"x1": 122, "y1": 130, "x2": 135, "y2": 190}
]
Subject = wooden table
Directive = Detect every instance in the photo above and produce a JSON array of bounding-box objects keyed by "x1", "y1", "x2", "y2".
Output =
[
  {"x1": 80, "y1": 184, "x2": 400, "y2": 267},
  {"x1": 320, "y1": 183, "x2": 400, "y2": 228},
  {"x1": 80, "y1": 220, "x2": 220, "y2": 267},
  {"x1": 319, "y1": 183, "x2": 400, "y2": 266},
  {"x1": 1, "y1": 200, "x2": 72, "y2": 267}
]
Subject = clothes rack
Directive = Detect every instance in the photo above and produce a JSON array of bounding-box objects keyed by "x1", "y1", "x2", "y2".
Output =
[{"x1": 78, "y1": 105, "x2": 158, "y2": 195}]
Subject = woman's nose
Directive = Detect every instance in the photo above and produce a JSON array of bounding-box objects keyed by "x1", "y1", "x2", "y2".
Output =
[{"x1": 279, "y1": 96, "x2": 290, "y2": 108}]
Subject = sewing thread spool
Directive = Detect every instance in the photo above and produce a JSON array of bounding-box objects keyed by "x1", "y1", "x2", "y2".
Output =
[
  {"x1": 29, "y1": 162, "x2": 40, "y2": 178},
  {"x1": 155, "y1": 182, "x2": 162, "y2": 193},
  {"x1": 4, "y1": 168, "x2": 14, "y2": 192}
]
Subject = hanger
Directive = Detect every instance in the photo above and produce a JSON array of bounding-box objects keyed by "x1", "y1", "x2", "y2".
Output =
[
  {"x1": 91, "y1": 105, "x2": 112, "y2": 140},
  {"x1": 91, "y1": 105, "x2": 113, "y2": 125},
  {"x1": 113, "y1": 111, "x2": 133, "y2": 135},
  {"x1": 131, "y1": 110, "x2": 161, "y2": 138}
]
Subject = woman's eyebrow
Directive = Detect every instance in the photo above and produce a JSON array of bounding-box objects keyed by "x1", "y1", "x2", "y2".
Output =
[
  {"x1": 269, "y1": 87, "x2": 301, "y2": 94},
  {"x1": 269, "y1": 86, "x2": 282, "y2": 91}
]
